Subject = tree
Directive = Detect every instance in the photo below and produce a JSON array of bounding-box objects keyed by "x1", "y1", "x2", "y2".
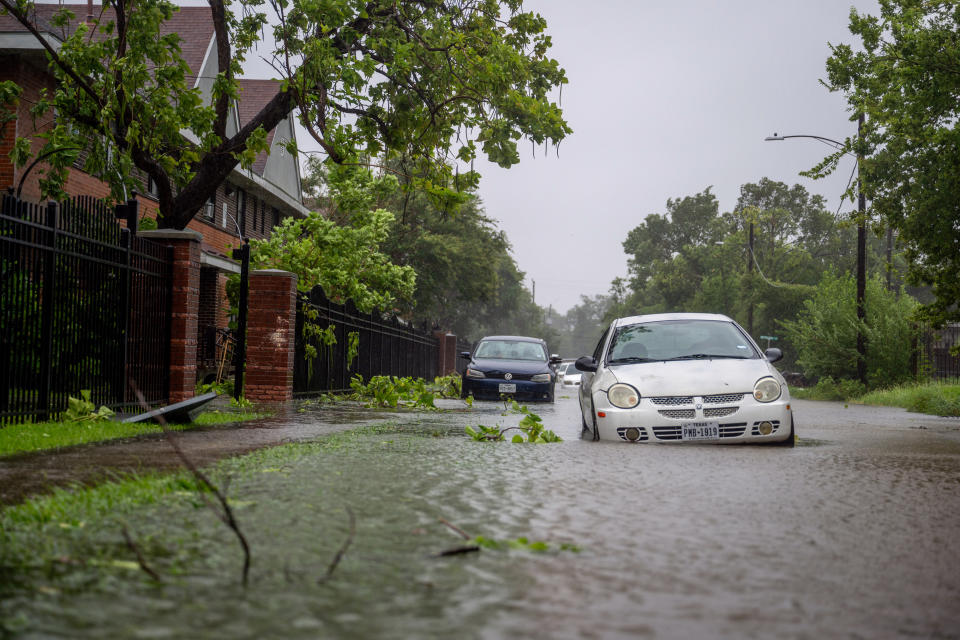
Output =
[
  {"x1": 301, "y1": 159, "x2": 554, "y2": 342},
  {"x1": 820, "y1": 0, "x2": 960, "y2": 328},
  {"x1": 1, "y1": 0, "x2": 570, "y2": 228},
  {"x1": 780, "y1": 271, "x2": 917, "y2": 387}
]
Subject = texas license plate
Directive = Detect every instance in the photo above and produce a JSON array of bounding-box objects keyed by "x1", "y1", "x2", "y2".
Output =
[
  {"x1": 681, "y1": 421, "x2": 719, "y2": 441},
  {"x1": 498, "y1": 383, "x2": 517, "y2": 393}
]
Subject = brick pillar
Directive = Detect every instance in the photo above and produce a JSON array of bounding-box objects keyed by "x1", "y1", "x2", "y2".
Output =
[
  {"x1": 245, "y1": 269, "x2": 298, "y2": 403},
  {"x1": 139, "y1": 229, "x2": 202, "y2": 404},
  {"x1": 433, "y1": 330, "x2": 459, "y2": 376}
]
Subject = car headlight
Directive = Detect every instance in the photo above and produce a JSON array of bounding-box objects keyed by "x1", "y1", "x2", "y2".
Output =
[
  {"x1": 607, "y1": 383, "x2": 640, "y2": 409},
  {"x1": 753, "y1": 377, "x2": 782, "y2": 402},
  {"x1": 465, "y1": 368, "x2": 485, "y2": 379},
  {"x1": 531, "y1": 373, "x2": 551, "y2": 383}
]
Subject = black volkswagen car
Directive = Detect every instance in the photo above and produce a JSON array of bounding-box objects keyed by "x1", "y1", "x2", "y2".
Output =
[{"x1": 460, "y1": 335, "x2": 562, "y2": 402}]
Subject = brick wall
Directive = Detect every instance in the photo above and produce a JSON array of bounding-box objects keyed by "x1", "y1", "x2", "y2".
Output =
[
  {"x1": 433, "y1": 330, "x2": 459, "y2": 376},
  {"x1": 244, "y1": 269, "x2": 297, "y2": 402},
  {"x1": 1, "y1": 54, "x2": 55, "y2": 199},
  {"x1": 138, "y1": 229, "x2": 202, "y2": 403}
]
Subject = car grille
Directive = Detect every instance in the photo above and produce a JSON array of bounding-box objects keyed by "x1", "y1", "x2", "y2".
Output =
[
  {"x1": 704, "y1": 406, "x2": 738, "y2": 418},
  {"x1": 650, "y1": 396, "x2": 694, "y2": 406},
  {"x1": 652, "y1": 422, "x2": 747, "y2": 440},
  {"x1": 484, "y1": 372, "x2": 535, "y2": 381},
  {"x1": 719, "y1": 423, "x2": 747, "y2": 437},
  {"x1": 658, "y1": 409, "x2": 696, "y2": 419},
  {"x1": 651, "y1": 426, "x2": 682, "y2": 440},
  {"x1": 616, "y1": 427, "x2": 649, "y2": 442},
  {"x1": 703, "y1": 393, "x2": 744, "y2": 403},
  {"x1": 751, "y1": 420, "x2": 781, "y2": 435}
]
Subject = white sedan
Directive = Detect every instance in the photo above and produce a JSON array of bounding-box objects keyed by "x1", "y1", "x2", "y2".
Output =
[{"x1": 575, "y1": 313, "x2": 794, "y2": 446}]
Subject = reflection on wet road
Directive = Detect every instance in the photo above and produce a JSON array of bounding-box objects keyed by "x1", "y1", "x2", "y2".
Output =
[{"x1": 1, "y1": 393, "x2": 959, "y2": 638}]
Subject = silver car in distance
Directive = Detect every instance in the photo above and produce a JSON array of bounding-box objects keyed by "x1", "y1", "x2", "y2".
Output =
[{"x1": 576, "y1": 313, "x2": 794, "y2": 446}]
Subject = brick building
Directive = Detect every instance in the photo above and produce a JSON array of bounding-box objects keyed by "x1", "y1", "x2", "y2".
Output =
[{"x1": 1, "y1": 4, "x2": 309, "y2": 385}]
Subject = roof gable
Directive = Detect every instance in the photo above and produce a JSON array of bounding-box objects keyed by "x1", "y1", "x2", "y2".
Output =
[{"x1": 0, "y1": 4, "x2": 213, "y2": 79}]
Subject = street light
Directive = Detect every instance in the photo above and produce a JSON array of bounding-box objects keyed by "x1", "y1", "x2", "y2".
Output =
[{"x1": 765, "y1": 114, "x2": 868, "y2": 385}]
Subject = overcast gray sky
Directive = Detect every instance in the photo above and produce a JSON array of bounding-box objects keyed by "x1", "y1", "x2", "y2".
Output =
[{"x1": 470, "y1": 0, "x2": 879, "y2": 313}]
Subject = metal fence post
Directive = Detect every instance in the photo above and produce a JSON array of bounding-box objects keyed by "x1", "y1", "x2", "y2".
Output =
[
  {"x1": 232, "y1": 240, "x2": 250, "y2": 400},
  {"x1": 37, "y1": 201, "x2": 58, "y2": 418}
]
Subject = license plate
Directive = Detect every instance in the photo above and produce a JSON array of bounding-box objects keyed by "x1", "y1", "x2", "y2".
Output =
[
  {"x1": 498, "y1": 383, "x2": 517, "y2": 393},
  {"x1": 681, "y1": 421, "x2": 719, "y2": 441}
]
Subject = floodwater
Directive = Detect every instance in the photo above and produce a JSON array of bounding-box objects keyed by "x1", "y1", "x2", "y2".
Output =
[{"x1": 2, "y1": 394, "x2": 960, "y2": 639}]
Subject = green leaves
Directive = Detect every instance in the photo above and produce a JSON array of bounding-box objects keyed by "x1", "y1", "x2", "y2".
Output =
[
  {"x1": 63, "y1": 390, "x2": 115, "y2": 423},
  {"x1": 348, "y1": 374, "x2": 461, "y2": 409},
  {"x1": 466, "y1": 399, "x2": 561, "y2": 443}
]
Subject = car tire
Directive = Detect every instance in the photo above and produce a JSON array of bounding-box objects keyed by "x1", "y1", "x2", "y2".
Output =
[
  {"x1": 590, "y1": 405, "x2": 600, "y2": 441},
  {"x1": 772, "y1": 414, "x2": 796, "y2": 447}
]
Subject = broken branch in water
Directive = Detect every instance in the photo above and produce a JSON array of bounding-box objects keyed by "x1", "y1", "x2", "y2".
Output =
[
  {"x1": 131, "y1": 380, "x2": 252, "y2": 587},
  {"x1": 121, "y1": 525, "x2": 162, "y2": 582},
  {"x1": 320, "y1": 506, "x2": 356, "y2": 583}
]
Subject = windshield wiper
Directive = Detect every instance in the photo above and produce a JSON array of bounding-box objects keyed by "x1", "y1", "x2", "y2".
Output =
[
  {"x1": 665, "y1": 354, "x2": 751, "y2": 361},
  {"x1": 609, "y1": 356, "x2": 653, "y2": 364}
]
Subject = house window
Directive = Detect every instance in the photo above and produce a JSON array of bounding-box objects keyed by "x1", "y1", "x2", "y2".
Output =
[
  {"x1": 236, "y1": 189, "x2": 246, "y2": 236},
  {"x1": 146, "y1": 176, "x2": 160, "y2": 198},
  {"x1": 203, "y1": 194, "x2": 215, "y2": 221},
  {"x1": 222, "y1": 202, "x2": 229, "y2": 229}
]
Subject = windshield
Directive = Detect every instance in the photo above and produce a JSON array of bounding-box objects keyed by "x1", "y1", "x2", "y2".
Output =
[
  {"x1": 475, "y1": 340, "x2": 548, "y2": 361},
  {"x1": 607, "y1": 319, "x2": 758, "y2": 363}
]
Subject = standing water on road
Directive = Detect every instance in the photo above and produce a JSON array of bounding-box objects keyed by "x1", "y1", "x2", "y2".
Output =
[{"x1": 1, "y1": 394, "x2": 959, "y2": 638}]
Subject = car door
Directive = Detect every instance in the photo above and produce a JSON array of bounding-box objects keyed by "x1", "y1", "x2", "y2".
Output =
[{"x1": 579, "y1": 325, "x2": 609, "y2": 426}]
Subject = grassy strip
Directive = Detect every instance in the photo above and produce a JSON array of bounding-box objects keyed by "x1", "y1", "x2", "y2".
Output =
[
  {"x1": 792, "y1": 379, "x2": 960, "y2": 416},
  {"x1": 856, "y1": 380, "x2": 960, "y2": 417},
  {"x1": 0, "y1": 410, "x2": 268, "y2": 458},
  {"x1": 0, "y1": 425, "x2": 386, "y2": 545}
]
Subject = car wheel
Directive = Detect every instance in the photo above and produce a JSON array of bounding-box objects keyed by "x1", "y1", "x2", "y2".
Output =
[
  {"x1": 772, "y1": 414, "x2": 796, "y2": 447},
  {"x1": 590, "y1": 405, "x2": 600, "y2": 441}
]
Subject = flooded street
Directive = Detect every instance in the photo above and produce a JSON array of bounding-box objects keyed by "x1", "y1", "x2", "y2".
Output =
[{"x1": 2, "y1": 394, "x2": 960, "y2": 638}]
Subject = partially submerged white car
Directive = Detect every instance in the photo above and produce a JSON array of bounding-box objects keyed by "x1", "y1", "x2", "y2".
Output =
[{"x1": 576, "y1": 313, "x2": 794, "y2": 446}]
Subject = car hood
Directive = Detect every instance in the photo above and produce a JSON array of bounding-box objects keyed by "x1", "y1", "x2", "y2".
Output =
[
  {"x1": 608, "y1": 358, "x2": 781, "y2": 396},
  {"x1": 470, "y1": 358, "x2": 551, "y2": 374}
]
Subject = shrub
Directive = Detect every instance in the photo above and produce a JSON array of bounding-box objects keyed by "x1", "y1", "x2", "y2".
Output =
[{"x1": 780, "y1": 271, "x2": 918, "y2": 388}]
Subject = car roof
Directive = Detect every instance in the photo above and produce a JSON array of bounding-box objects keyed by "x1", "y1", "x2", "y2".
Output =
[
  {"x1": 477, "y1": 335, "x2": 547, "y2": 344},
  {"x1": 612, "y1": 312, "x2": 735, "y2": 328}
]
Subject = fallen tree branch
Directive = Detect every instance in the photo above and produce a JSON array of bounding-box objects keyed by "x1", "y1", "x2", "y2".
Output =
[
  {"x1": 438, "y1": 517, "x2": 470, "y2": 540},
  {"x1": 320, "y1": 506, "x2": 356, "y2": 583},
  {"x1": 121, "y1": 526, "x2": 162, "y2": 582},
  {"x1": 434, "y1": 545, "x2": 480, "y2": 558},
  {"x1": 131, "y1": 381, "x2": 252, "y2": 587}
]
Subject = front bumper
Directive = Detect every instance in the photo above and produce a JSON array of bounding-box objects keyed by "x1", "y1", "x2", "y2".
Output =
[
  {"x1": 591, "y1": 392, "x2": 793, "y2": 443},
  {"x1": 462, "y1": 378, "x2": 553, "y2": 402}
]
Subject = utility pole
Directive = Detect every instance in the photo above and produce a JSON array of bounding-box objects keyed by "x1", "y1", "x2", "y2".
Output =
[
  {"x1": 747, "y1": 215, "x2": 755, "y2": 336},
  {"x1": 856, "y1": 113, "x2": 867, "y2": 385}
]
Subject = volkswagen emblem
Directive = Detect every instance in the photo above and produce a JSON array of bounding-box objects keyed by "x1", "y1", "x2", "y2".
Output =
[
  {"x1": 504, "y1": 373, "x2": 513, "y2": 380},
  {"x1": 696, "y1": 403, "x2": 702, "y2": 410}
]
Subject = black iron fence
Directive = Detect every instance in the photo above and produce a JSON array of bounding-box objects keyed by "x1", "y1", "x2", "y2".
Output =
[
  {"x1": 915, "y1": 323, "x2": 960, "y2": 380},
  {"x1": 294, "y1": 286, "x2": 440, "y2": 394},
  {"x1": 1, "y1": 193, "x2": 172, "y2": 423}
]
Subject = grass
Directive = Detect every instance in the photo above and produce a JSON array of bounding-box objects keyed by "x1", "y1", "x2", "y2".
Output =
[
  {"x1": 0, "y1": 409, "x2": 268, "y2": 458},
  {"x1": 792, "y1": 378, "x2": 960, "y2": 417},
  {"x1": 856, "y1": 380, "x2": 960, "y2": 417}
]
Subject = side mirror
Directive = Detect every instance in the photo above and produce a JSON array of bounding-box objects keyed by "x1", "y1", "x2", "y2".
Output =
[
  {"x1": 459, "y1": 351, "x2": 472, "y2": 360},
  {"x1": 574, "y1": 355, "x2": 598, "y2": 373},
  {"x1": 764, "y1": 348, "x2": 783, "y2": 363}
]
